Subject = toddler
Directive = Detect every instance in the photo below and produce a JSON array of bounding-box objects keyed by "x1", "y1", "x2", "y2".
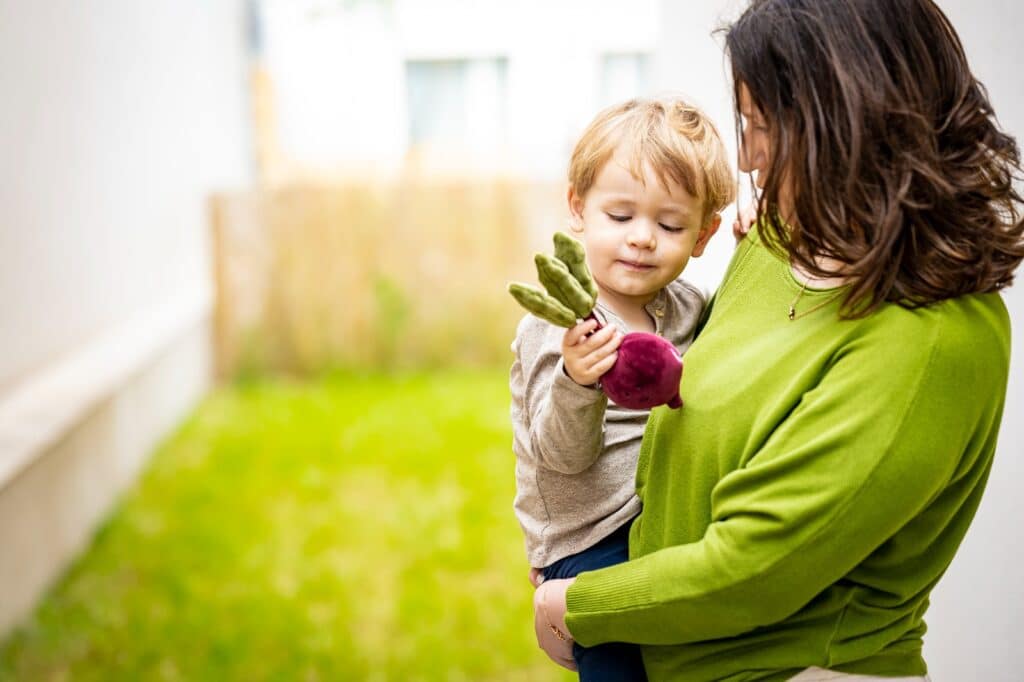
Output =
[{"x1": 510, "y1": 97, "x2": 735, "y2": 680}]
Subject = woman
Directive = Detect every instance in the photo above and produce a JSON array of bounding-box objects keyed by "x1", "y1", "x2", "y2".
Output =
[{"x1": 532, "y1": 1, "x2": 1024, "y2": 680}]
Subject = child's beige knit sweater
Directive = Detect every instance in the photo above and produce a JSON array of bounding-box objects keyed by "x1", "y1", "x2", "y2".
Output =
[{"x1": 509, "y1": 278, "x2": 705, "y2": 568}]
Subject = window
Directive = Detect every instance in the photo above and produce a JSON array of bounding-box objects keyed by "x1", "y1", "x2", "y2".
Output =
[
  {"x1": 600, "y1": 53, "x2": 651, "y2": 106},
  {"x1": 405, "y1": 57, "x2": 508, "y2": 151}
]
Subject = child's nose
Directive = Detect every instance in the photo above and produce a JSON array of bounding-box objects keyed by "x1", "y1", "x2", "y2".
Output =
[{"x1": 626, "y1": 221, "x2": 657, "y2": 250}]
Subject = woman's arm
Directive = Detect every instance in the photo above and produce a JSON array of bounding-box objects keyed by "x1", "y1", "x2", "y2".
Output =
[{"x1": 550, "y1": 309, "x2": 1009, "y2": 647}]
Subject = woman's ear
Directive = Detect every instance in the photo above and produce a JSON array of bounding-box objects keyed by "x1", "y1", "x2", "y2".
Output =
[
  {"x1": 566, "y1": 186, "x2": 585, "y2": 233},
  {"x1": 691, "y1": 214, "x2": 722, "y2": 257}
]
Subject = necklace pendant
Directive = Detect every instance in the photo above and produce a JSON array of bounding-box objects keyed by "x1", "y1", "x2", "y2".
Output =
[{"x1": 788, "y1": 306, "x2": 796, "y2": 321}]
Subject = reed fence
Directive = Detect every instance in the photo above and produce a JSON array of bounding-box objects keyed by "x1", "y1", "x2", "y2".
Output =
[{"x1": 210, "y1": 181, "x2": 564, "y2": 378}]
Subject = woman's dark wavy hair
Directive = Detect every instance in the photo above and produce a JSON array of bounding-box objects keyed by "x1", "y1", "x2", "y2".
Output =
[{"x1": 723, "y1": 0, "x2": 1024, "y2": 316}]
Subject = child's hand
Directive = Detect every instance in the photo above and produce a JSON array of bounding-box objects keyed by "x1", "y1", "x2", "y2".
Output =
[{"x1": 561, "y1": 319, "x2": 621, "y2": 387}]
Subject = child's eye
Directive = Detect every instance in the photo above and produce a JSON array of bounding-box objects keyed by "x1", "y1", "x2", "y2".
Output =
[
  {"x1": 606, "y1": 213, "x2": 631, "y2": 222},
  {"x1": 659, "y1": 224, "x2": 684, "y2": 233}
]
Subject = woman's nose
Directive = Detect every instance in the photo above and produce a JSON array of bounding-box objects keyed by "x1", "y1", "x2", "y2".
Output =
[
  {"x1": 739, "y1": 144, "x2": 753, "y2": 173},
  {"x1": 739, "y1": 141, "x2": 759, "y2": 173}
]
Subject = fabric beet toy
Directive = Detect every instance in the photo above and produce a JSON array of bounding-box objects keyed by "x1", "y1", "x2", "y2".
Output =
[{"x1": 508, "y1": 232, "x2": 683, "y2": 410}]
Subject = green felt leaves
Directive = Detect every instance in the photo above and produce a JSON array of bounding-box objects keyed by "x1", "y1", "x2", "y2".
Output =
[
  {"x1": 553, "y1": 231, "x2": 599, "y2": 301},
  {"x1": 508, "y1": 232, "x2": 598, "y2": 327},
  {"x1": 508, "y1": 283, "x2": 577, "y2": 327}
]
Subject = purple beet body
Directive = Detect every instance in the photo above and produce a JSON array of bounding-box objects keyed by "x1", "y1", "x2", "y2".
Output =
[{"x1": 601, "y1": 332, "x2": 683, "y2": 410}]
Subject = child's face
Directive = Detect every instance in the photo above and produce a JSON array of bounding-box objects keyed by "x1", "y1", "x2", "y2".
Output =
[{"x1": 569, "y1": 146, "x2": 719, "y2": 308}]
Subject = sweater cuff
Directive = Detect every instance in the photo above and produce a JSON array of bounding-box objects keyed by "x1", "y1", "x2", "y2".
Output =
[
  {"x1": 564, "y1": 559, "x2": 653, "y2": 646},
  {"x1": 551, "y1": 358, "x2": 605, "y2": 401}
]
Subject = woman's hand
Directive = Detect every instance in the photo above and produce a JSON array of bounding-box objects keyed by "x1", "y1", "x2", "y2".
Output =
[
  {"x1": 733, "y1": 202, "x2": 759, "y2": 242},
  {"x1": 562, "y1": 319, "x2": 621, "y2": 387},
  {"x1": 533, "y1": 578, "x2": 577, "y2": 670},
  {"x1": 528, "y1": 567, "x2": 544, "y2": 588}
]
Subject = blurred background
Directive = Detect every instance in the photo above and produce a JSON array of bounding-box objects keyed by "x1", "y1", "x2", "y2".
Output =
[{"x1": 0, "y1": 0, "x2": 1020, "y2": 679}]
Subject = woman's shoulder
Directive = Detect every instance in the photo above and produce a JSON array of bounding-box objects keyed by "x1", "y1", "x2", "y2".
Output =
[
  {"x1": 870, "y1": 292, "x2": 1008, "y2": 340},
  {"x1": 854, "y1": 292, "x2": 1011, "y2": 383}
]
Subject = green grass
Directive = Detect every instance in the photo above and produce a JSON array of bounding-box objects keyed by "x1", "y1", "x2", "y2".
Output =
[{"x1": 0, "y1": 369, "x2": 574, "y2": 681}]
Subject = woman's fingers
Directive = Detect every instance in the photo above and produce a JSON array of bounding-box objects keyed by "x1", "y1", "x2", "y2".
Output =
[
  {"x1": 734, "y1": 202, "x2": 758, "y2": 241},
  {"x1": 533, "y1": 595, "x2": 578, "y2": 671},
  {"x1": 732, "y1": 218, "x2": 745, "y2": 241}
]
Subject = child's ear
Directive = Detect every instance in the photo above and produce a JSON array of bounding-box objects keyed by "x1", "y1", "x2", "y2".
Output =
[
  {"x1": 566, "y1": 186, "x2": 585, "y2": 232},
  {"x1": 691, "y1": 214, "x2": 722, "y2": 257}
]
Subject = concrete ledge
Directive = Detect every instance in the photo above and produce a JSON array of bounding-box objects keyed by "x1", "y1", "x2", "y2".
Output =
[{"x1": 0, "y1": 295, "x2": 212, "y2": 637}]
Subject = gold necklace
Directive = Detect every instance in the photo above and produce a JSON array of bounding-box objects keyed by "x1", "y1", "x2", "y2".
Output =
[{"x1": 788, "y1": 278, "x2": 844, "y2": 321}]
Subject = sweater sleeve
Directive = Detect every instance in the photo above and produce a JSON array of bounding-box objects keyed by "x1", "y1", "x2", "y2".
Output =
[
  {"x1": 510, "y1": 315, "x2": 609, "y2": 475},
  {"x1": 564, "y1": 312, "x2": 1004, "y2": 645}
]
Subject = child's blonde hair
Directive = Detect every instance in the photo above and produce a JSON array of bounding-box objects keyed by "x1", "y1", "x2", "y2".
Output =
[{"x1": 568, "y1": 97, "x2": 735, "y2": 224}]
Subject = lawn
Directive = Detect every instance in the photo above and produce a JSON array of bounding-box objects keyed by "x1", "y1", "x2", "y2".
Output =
[{"x1": 0, "y1": 369, "x2": 574, "y2": 681}]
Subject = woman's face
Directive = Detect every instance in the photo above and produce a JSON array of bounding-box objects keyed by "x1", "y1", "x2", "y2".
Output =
[
  {"x1": 738, "y1": 84, "x2": 770, "y2": 189},
  {"x1": 738, "y1": 83, "x2": 796, "y2": 220}
]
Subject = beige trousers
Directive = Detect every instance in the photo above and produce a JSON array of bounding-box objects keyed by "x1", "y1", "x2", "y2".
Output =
[{"x1": 789, "y1": 667, "x2": 930, "y2": 681}]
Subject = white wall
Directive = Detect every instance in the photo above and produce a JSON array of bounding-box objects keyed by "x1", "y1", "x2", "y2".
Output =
[
  {"x1": 0, "y1": 0, "x2": 252, "y2": 393},
  {"x1": 658, "y1": 2, "x2": 1023, "y2": 678},
  {"x1": 0, "y1": 0, "x2": 251, "y2": 636}
]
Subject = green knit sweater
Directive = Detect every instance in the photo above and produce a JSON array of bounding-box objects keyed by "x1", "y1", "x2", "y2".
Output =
[{"x1": 564, "y1": 229, "x2": 1011, "y2": 681}]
